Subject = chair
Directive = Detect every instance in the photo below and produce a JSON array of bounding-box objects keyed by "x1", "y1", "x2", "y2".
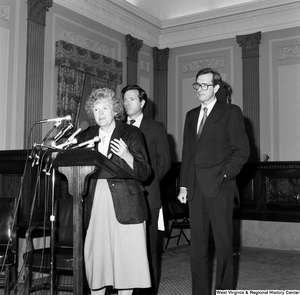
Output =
[
  {"x1": 165, "y1": 200, "x2": 190, "y2": 250},
  {"x1": 0, "y1": 198, "x2": 18, "y2": 295},
  {"x1": 23, "y1": 198, "x2": 75, "y2": 294}
]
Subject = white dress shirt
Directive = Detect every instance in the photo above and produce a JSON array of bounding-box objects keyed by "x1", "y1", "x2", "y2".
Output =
[
  {"x1": 127, "y1": 113, "x2": 143, "y2": 128},
  {"x1": 196, "y1": 98, "x2": 217, "y2": 133}
]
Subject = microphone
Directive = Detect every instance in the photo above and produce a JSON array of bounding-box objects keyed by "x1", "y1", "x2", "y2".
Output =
[
  {"x1": 32, "y1": 147, "x2": 43, "y2": 166},
  {"x1": 53, "y1": 123, "x2": 74, "y2": 143},
  {"x1": 29, "y1": 143, "x2": 37, "y2": 159},
  {"x1": 72, "y1": 136, "x2": 100, "y2": 149},
  {"x1": 37, "y1": 115, "x2": 72, "y2": 124},
  {"x1": 64, "y1": 121, "x2": 89, "y2": 144},
  {"x1": 55, "y1": 138, "x2": 78, "y2": 150}
]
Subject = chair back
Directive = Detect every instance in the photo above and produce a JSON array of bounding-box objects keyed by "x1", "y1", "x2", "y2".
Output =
[
  {"x1": 0, "y1": 198, "x2": 16, "y2": 245},
  {"x1": 168, "y1": 201, "x2": 188, "y2": 221},
  {"x1": 55, "y1": 199, "x2": 73, "y2": 247}
]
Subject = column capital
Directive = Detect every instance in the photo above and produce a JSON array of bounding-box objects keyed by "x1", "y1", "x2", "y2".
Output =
[
  {"x1": 27, "y1": 0, "x2": 53, "y2": 25},
  {"x1": 153, "y1": 47, "x2": 170, "y2": 71},
  {"x1": 236, "y1": 31, "x2": 261, "y2": 58},
  {"x1": 125, "y1": 34, "x2": 143, "y2": 61}
]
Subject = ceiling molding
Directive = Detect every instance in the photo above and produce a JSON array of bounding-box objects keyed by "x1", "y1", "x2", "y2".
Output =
[
  {"x1": 53, "y1": 0, "x2": 161, "y2": 46},
  {"x1": 160, "y1": 2, "x2": 300, "y2": 48},
  {"x1": 161, "y1": 0, "x2": 300, "y2": 28},
  {"x1": 53, "y1": 0, "x2": 300, "y2": 49}
]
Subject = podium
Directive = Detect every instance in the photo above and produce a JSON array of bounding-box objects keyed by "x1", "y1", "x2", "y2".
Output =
[{"x1": 50, "y1": 149, "x2": 131, "y2": 295}]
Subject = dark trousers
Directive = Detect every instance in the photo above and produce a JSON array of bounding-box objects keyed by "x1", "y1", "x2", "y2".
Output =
[
  {"x1": 147, "y1": 207, "x2": 160, "y2": 292},
  {"x1": 189, "y1": 180, "x2": 234, "y2": 295},
  {"x1": 135, "y1": 208, "x2": 159, "y2": 295}
]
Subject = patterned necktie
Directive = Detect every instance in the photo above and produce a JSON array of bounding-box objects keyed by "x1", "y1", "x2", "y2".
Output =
[
  {"x1": 129, "y1": 119, "x2": 136, "y2": 125},
  {"x1": 197, "y1": 107, "x2": 208, "y2": 138}
]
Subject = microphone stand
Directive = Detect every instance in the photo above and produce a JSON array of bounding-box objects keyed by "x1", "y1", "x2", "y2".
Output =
[
  {"x1": 41, "y1": 121, "x2": 62, "y2": 144},
  {"x1": 50, "y1": 168, "x2": 55, "y2": 295},
  {"x1": 31, "y1": 121, "x2": 61, "y2": 166},
  {"x1": 29, "y1": 121, "x2": 62, "y2": 295}
]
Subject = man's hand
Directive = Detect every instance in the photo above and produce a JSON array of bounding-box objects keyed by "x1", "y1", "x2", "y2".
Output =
[{"x1": 177, "y1": 188, "x2": 188, "y2": 204}]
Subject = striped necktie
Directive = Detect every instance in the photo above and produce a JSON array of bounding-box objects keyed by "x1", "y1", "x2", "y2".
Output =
[{"x1": 197, "y1": 107, "x2": 208, "y2": 138}]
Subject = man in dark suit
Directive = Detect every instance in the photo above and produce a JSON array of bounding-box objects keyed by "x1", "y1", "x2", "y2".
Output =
[
  {"x1": 122, "y1": 85, "x2": 171, "y2": 295},
  {"x1": 177, "y1": 68, "x2": 249, "y2": 294}
]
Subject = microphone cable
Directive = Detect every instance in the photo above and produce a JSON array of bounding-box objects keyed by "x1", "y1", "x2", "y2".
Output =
[
  {"x1": 2, "y1": 121, "x2": 37, "y2": 291},
  {"x1": 17, "y1": 152, "x2": 49, "y2": 294},
  {"x1": 8, "y1": 121, "x2": 55, "y2": 293}
]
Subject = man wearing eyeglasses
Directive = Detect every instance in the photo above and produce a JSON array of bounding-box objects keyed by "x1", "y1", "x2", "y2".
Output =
[{"x1": 177, "y1": 68, "x2": 249, "y2": 294}]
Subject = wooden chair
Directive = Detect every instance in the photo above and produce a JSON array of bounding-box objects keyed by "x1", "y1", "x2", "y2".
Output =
[
  {"x1": 0, "y1": 198, "x2": 18, "y2": 295},
  {"x1": 165, "y1": 200, "x2": 190, "y2": 250},
  {"x1": 23, "y1": 198, "x2": 76, "y2": 294}
]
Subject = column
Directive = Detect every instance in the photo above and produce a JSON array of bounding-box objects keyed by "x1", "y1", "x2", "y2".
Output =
[
  {"x1": 152, "y1": 47, "x2": 169, "y2": 127},
  {"x1": 236, "y1": 31, "x2": 261, "y2": 162},
  {"x1": 24, "y1": 0, "x2": 52, "y2": 147},
  {"x1": 125, "y1": 34, "x2": 143, "y2": 85}
]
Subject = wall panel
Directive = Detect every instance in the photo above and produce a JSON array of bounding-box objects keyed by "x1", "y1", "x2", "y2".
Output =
[
  {"x1": 268, "y1": 34, "x2": 300, "y2": 160},
  {"x1": 169, "y1": 44, "x2": 234, "y2": 160},
  {"x1": 0, "y1": 26, "x2": 9, "y2": 149},
  {"x1": 278, "y1": 64, "x2": 300, "y2": 160}
]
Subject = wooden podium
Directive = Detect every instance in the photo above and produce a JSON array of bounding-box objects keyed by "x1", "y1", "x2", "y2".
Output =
[{"x1": 50, "y1": 149, "x2": 131, "y2": 295}]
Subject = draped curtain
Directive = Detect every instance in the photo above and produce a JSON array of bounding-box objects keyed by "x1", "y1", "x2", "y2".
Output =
[
  {"x1": 56, "y1": 66, "x2": 86, "y2": 128},
  {"x1": 55, "y1": 40, "x2": 123, "y2": 128}
]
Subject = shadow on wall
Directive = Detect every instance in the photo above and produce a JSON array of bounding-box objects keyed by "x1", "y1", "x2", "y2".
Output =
[
  {"x1": 244, "y1": 117, "x2": 259, "y2": 162},
  {"x1": 217, "y1": 81, "x2": 259, "y2": 162},
  {"x1": 216, "y1": 81, "x2": 232, "y2": 104}
]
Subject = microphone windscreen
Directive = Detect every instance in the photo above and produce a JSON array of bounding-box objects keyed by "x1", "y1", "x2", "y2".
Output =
[
  {"x1": 93, "y1": 136, "x2": 100, "y2": 142},
  {"x1": 79, "y1": 121, "x2": 89, "y2": 131}
]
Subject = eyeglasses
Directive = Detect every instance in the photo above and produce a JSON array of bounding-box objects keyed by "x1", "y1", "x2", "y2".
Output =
[{"x1": 192, "y1": 82, "x2": 214, "y2": 91}]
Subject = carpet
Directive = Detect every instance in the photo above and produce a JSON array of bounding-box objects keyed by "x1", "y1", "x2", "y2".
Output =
[{"x1": 2, "y1": 245, "x2": 300, "y2": 294}]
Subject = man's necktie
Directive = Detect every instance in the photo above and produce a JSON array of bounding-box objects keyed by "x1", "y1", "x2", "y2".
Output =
[
  {"x1": 197, "y1": 107, "x2": 208, "y2": 138},
  {"x1": 129, "y1": 119, "x2": 136, "y2": 125}
]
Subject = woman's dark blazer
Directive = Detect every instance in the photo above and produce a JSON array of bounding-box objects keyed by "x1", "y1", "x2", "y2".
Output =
[{"x1": 77, "y1": 120, "x2": 151, "y2": 225}]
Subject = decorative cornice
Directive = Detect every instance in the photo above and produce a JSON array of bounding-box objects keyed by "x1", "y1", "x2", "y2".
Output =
[
  {"x1": 60, "y1": 28, "x2": 116, "y2": 59},
  {"x1": 53, "y1": 0, "x2": 300, "y2": 49},
  {"x1": 159, "y1": 2, "x2": 300, "y2": 48},
  {"x1": 0, "y1": 5, "x2": 10, "y2": 21},
  {"x1": 53, "y1": 0, "x2": 160, "y2": 47},
  {"x1": 161, "y1": 0, "x2": 300, "y2": 29}
]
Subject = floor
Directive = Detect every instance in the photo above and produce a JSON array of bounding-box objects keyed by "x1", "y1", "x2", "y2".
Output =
[
  {"x1": 1, "y1": 244, "x2": 300, "y2": 294},
  {"x1": 157, "y1": 245, "x2": 300, "y2": 294}
]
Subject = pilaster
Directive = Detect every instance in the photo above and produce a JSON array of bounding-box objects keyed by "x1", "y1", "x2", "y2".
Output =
[
  {"x1": 24, "y1": 0, "x2": 53, "y2": 146},
  {"x1": 236, "y1": 31, "x2": 261, "y2": 162},
  {"x1": 153, "y1": 47, "x2": 169, "y2": 127},
  {"x1": 125, "y1": 34, "x2": 143, "y2": 85}
]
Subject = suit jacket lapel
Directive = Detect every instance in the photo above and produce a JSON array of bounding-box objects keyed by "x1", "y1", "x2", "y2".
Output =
[
  {"x1": 198, "y1": 101, "x2": 223, "y2": 138},
  {"x1": 192, "y1": 107, "x2": 201, "y2": 141},
  {"x1": 140, "y1": 116, "x2": 150, "y2": 134}
]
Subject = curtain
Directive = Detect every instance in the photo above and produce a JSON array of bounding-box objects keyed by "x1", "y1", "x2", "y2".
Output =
[
  {"x1": 56, "y1": 66, "x2": 86, "y2": 128},
  {"x1": 55, "y1": 40, "x2": 123, "y2": 129}
]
